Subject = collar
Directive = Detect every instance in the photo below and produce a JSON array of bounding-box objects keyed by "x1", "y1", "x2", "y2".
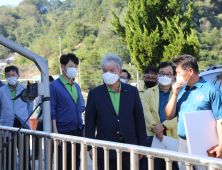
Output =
[
  {"x1": 9, "y1": 83, "x2": 18, "y2": 92},
  {"x1": 159, "y1": 84, "x2": 171, "y2": 93},
  {"x1": 106, "y1": 83, "x2": 121, "y2": 93},
  {"x1": 59, "y1": 75, "x2": 74, "y2": 86},
  {"x1": 143, "y1": 84, "x2": 146, "y2": 91},
  {"x1": 138, "y1": 85, "x2": 146, "y2": 92},
  {"x1": 192, "y1": 77, "x2": 206, "y2": 89},
  {"x1": 184, "y1": 77, "x2": 206, "y2": 90}
]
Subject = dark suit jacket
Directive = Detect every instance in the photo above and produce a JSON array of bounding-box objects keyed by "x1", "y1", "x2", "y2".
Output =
[{"x1": 85, "y1": 82, "x2": 147, "y2": 159}]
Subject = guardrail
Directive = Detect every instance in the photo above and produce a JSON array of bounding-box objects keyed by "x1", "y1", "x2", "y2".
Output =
[{"x1": 0, "y1": 125, "x2": 221, "y2": 170}]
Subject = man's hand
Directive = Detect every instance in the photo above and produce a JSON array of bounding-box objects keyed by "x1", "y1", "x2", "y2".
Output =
[
  {"x1": 89, "y1": 149, "x2": 93, "y2": 160},
  {"x1": 53, "y1": 128, "x2": 62, "y2": 146},
  {"x1": 210, "y1": 145, "x2": 222, "y2": 158},
  {"x1": 155, "y1": 133, "x2": 163, "y2": 142},
  {"x1": 172, "y1": 82, "x2": 183, "y2": 96},
  {"x1": 139, "y1": 154, "x2": 143, "y2": 160},
  {"x1": 152, "y1": 123, "x2": 165, "y2": 134},
  {"x1": 52, "y1": 120, "x2": 62, "y2": 146},
  {"x1": 38, "y1": 117, "x2": 43, "y2": 123}
]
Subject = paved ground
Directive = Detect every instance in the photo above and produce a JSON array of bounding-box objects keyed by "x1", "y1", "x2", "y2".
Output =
[{"x1": 29, "y1": 139, "x2": 93, "y2": 170}]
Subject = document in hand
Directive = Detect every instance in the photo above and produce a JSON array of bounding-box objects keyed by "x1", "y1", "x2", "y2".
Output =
[
  {"x1": 151, "y1": 135, "x2": 178, "y2": 152},
  {"x1": 183, "y1": 110, "x2": 219, "y2": 157}
]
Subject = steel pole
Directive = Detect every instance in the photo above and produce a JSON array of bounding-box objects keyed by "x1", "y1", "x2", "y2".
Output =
[{"x1": 0, "y1": 35, "x2": 51, "y2": 133}]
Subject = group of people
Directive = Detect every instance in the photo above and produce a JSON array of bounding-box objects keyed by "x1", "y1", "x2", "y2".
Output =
[{"x1": 0, "y1": 53, "x2": 221, "y2": 170}]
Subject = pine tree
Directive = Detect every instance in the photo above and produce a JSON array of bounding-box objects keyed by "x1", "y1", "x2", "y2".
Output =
[{"x1": 110, "y1": 0, "x2": 200, "y2": 71}]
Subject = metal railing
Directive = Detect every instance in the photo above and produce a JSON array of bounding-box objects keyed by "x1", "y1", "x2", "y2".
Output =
[{"x1": 0, "y1": 125, "x2": 222, "y2": 170}]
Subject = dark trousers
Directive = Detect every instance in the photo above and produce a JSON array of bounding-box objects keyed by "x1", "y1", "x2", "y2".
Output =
[
  {"x1": 4, "y1": 117, "x2": 31, "y2": 170},
  {"x1": 35, "y1": 121, "x2": 43, "y2": 156},
  {"x1": 98, "y1": 152, "x2": 130, "y2": 170},
  {"x1": 139, "y1": 136, "x2": 179, "y2": 170},
  {"x1": 58, "y1": 128, "x2": 83, "y2": 170}
]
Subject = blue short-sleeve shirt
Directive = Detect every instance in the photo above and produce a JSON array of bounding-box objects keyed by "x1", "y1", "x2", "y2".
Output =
[{"x1": 177, "y1": 77, "x2": 222, "y2": 137}]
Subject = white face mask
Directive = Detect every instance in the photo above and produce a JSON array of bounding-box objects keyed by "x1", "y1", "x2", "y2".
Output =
[
  {"x1": 120, "y1": 78, "x2": 127, "y2": 83},
  {"x1": 103, "y1": 72, "x2": 119, "y2": 85},
  {"x1": 176, "y1": 70, "x2": 191, "y2": 87},
  {"x1": 7, "y1": 77, "x2": 17, "y2": 86},
  {"x1": 158, "y1": 76, "x2": 172, "y2": 86},
  {"x1": 65, "y1": 67, "x2": 78, "y2": 79}
]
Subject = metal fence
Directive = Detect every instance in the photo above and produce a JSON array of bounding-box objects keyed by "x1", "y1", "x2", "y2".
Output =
[{"x1": 0, "y1": 125, "x2": 222, "y2": 170}]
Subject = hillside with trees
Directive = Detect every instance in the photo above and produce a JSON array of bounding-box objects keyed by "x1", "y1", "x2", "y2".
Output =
[{"x1": 0, "y1": 0, "x2": 222, "y2": 90}]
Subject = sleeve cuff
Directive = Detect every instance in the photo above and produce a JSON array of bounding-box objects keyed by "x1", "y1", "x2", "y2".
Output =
[
  {"x1": 162, "y1": 122, "x2": 168, "y2": 129},
  {"x1": 52, "y1": 115, "x2": 56, "y2": 120}
]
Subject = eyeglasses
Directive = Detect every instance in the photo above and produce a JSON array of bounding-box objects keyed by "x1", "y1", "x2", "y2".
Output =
[
  {"x1": 158, "y1": 72, "x2": 173, "y2": 78},
  {"x1": 144, "y1": 76, "x2": 157, "y2": 81},
  {"x1": 120, "y1": 76, "x2": 128, "y2": 79}
]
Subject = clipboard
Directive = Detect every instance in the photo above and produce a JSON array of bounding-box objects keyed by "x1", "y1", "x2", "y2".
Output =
[
  {"x1": 183, "y1": 110, "x2": 219, "y2": 156},
  {"x1": 151, "y1": 135, "x2": 178, "y2": 151}
]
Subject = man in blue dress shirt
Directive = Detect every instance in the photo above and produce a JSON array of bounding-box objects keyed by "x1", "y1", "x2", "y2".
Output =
[{"x1": 165, "y1": 54, "x2": 222, "y2": 170}]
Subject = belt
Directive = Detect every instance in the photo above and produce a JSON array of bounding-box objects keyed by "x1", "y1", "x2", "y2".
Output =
[
  {"x1": 179, "y1": 136, "x2": 187, "y2": 140},
  {"x1": 119, "y1": 135, "x2": 125, "y2": 143}
]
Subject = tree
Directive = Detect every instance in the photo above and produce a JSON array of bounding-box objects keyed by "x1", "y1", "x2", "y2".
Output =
[
  {"x1": 0, "y1": 24, "x2": 8, "y2": 37},
  {"x1": 111, "y1": 0, "x2": 200, "y2": 71},
  {"x1": 191, "y1": 0, "x2": 222, "y2": 30}
]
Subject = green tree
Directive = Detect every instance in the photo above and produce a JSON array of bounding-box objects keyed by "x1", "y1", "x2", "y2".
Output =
[
  {"x1": 111, "y1": 0, "x2": 200, "y2": 71},
  {"x1": 0, "y1": 24, "x2": 8, "y2": 37}
]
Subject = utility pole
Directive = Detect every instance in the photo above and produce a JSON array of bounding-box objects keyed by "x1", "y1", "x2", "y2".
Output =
[
  {"x1": 59, "y1": 36, "x2": 62, "y2": 74},
  {"x1": 137, "y1": 69, "x2": 139, "y2": 88},
  {"x1": 79, "y1": 60, "x2": 81, "y2": 88}
]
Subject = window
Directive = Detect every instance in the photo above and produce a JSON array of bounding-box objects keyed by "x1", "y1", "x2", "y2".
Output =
[{"x1": 202, "y1": 72, "x2": 222, "y2": 91}]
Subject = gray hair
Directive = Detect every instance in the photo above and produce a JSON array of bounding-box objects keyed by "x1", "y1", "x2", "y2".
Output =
[{"x1": 101, "y1": 54, "x2": 122, "y2": 71}]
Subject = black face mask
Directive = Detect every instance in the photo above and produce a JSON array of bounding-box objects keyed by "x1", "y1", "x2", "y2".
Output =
[{"x1": 144, "y1": 81, "x2": 156, "y2": 88}]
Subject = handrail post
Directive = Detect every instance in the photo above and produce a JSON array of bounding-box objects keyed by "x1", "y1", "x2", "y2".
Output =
[
  {"x1": 130, "y1": 151, "x2": 138, "y2": 170},
  {"x1": 62, "y1": 141, "x2": 67, "y2": 170},
  {"x1": 45, "y1": 137, "x2": 52, "y2": 170},
  {"x1": 185, "y1": 163, "x2": 193, "y2": 170},
  {"x1": 116, "y1": 149, "x2": 122, "y2": 170},
  {"x1": 54, "y1": 139, "x2": 58, "y2": 170},
  {"x1": 25, "y1": 134, "x2": 30, "y2": 170},
  {"x1": 19, "y1": 133, "x2": 24, "y2": 170},
  {"x1": 147, "y1": 155, "x2": 154, "y2": 170},
  {"x1": 8, "y1": 132, "x2": 12, "y2": 170},
  {"x1": 165, "y1": 158, "x2": 172, "y2": 170},
  {"x1": 71, "y1": 142, "x2": 76, "y2": 170},
  {"x1": 92, "y1": 146, "x2": 97, "y2": 170},
  {"x1": 32, "y1": 136, "x2": 36, "y2": 170},
  {"x1": 208, "y1": 166, "x2": 217, "y2": 170},
  {"x1": 81, "y1": 143, "x2": 87, "y2": 170},
  {"x1": 13, "y1": 133, "x2": 17, "y2": 170},
  {"x1": 3, "y1": 131, "x2": 6, "y2": 170},
  {"x1": 104, "y1": 147, "x2": 109, "y2": 170}
]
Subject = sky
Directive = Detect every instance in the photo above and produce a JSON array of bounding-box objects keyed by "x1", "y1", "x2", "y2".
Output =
[{"x1": 0, "y1": 0, "x2": 23, "y2": 7}]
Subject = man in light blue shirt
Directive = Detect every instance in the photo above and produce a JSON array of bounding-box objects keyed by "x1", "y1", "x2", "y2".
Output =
[{"x1": 165, "y1": 54, "x2": 222, "y2": 170}]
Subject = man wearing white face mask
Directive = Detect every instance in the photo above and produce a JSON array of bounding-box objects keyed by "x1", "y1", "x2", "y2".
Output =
[
  {"x1": 142, "y1": 62, "x2": 178, "y2": 170},
  {"x1": 50, "y1": 53, "x2": 84, "y2": 170},
  {"x1": 0, "y1": 66, "x2": 33, "y2": 169},
  {"x1": 120, "y1": 69, "x2": 131, "y2": 83},
  {"x1": 165, "y1": 54, "x2": 222, "y2": 170},
  {"x1": 85, "y1": 54, "x2": 146, "y2": 170}
]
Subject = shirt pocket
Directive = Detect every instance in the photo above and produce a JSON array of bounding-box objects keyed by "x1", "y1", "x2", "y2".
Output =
[{"x1": 0, "y1": 119, "x2": 6, "y2": 125}]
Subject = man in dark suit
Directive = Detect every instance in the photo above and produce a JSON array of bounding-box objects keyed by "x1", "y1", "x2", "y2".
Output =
[{"x1": 85, "y1": 54, "x2": 147, "y2": 170}]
